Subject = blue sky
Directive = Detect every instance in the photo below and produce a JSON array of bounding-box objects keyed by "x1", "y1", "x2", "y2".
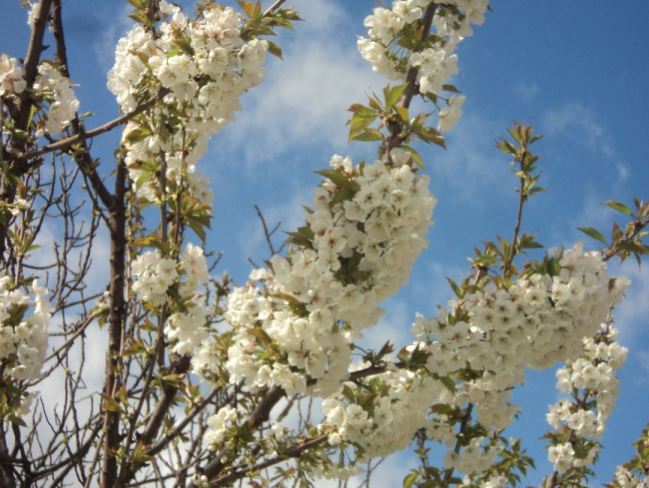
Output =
[{"x1": 2, "y1": 0, "x2": 649, "y2": 485}]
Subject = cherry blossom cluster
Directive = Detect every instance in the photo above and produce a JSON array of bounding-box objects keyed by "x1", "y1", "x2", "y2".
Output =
[
  {"x1": 444, "y1": 437, "x2": 499, "y2": 477},
  {"x1": 614, "y1": 466, "x2": 649, "y2": 488},
  {"x1": 0, "y1": 54, "x2": 26, "y2": 96},
  {"x1": 545, "y1": 325, "x2": 627, "y2": 475},
  {"x1": 429, "y1": 244, "x2": 629, "y2": 376},
  {"x1": 0, "y1": 274, "x2": 50, "y2": 417},
  {"x1": 206, "y1": 155, "x2": 436, "y2": 397},
  {"x1": 358, "y1": 0, "x2": 488, "y2": 133},
  {"x1": 130, "y1": 243, "x2": 210, "y2": 355},
  {"x1": 204, "y1": 404, "x2": 239, "y2": 449},
  {"x1": 108, "y1": 0, "x2": 269, "y2": 204},
  {"x1": 317, "y1": 244, "x2": 629, "y2": 473},
  {"x1": 321, "y1": 368, "x2": 446, "y2": 458},
  {"x1": 32, "y1": 62, "x2": 80, "y2": 135},
  {"x1": 477, "y1": 475, "x2": 508, "y2": 488},
  {"x1": 0, "y1": 54, "x2": 79, "y2": 136}
]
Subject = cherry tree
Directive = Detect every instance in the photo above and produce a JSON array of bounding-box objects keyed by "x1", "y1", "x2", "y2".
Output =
[{"x1": 0, "y1": 0, "x2": 647, "y2": 487}]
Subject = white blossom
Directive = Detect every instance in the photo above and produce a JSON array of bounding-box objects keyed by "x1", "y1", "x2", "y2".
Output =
[
  {"x1": 0, "y1": 54, "x2": 26, "y2": 95},
  {"x1": 33, "y1": 63, "x2": 80, "y2": 135},
  {"x1": 0, "y1": 274, "x2": 50, "y2": 416}
]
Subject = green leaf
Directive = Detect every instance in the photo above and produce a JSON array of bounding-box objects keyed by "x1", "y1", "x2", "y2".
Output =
[
  {"x1": 402, "y1": 146, "x2": 423, "y2": 168},
  {"x1": 385, "y1": 84, "x2": 406, "y2": 110},
  {"x1": 368, "y1": 96, "x2": 382, "y2": 111},
  {"x1": 174, "y1": 37, "x2": 195, "y2": 55},
  {"x1": 285, "y1": 226, "x2": 314, "y2": 249},
  {"x1": 246, "y1": 327, "x2": 272, "y2": 345},
  {"x1": 403, "y1": 471, "x2": 418, "y2": 488},
  {"x1": 442, "y1": 83, "x2": 461, "y2": 93},
  {"x1": 437, "y1": 375, "x2": 456, "y2": 393},
  {"x1": 496, "y1": 139, "x2": 517, "y2": 155},
  {"x1": 124, "y1": 126, "x2": 151, "y2": 144},
  {"x1": 547, "y1": 256, "x2": 560, "y2": 276},
  {"x1": 348, "y1": 106, "x2": 376, "y2": 119},
  {"x1": 519, "y1": 234, "x2": 544, "y2": 250},
  {"x1": 415, "y1": 126, "x2": 446, "y2": 148},
  {"x1": 348, "y1": 113, "x2": 377, "y2": 134},
  {"x1": 238, "y1": 0, "x2": 261, "y2": 18},
  {"x1": 447, "y1": 277, "x2": 463, "y2": 298},
  {"x1": 605, "y1": 199, "x2": 632, "y2": 216},
  {"x1": 165, "y1": 49, "x2": 183, "y2": 58},
  {"x1": 131, "y1": 234, "x2": 161, "y2": 249},
  {"x1": 315, "y1": 169, "x2": 352, "y2": 189},
  {"x1": 578, "y1": 226, "x2": 607, "y2": 244},
  {"x1": 396, "y1": 105, "x2": 409, "y2": 123},
  {"x1": 331, "y1": 186, "x2": 357, "y2": 204},
  {"x1": 351, "y1": 129, "x2": 383, "y2": 142},
  {"x1": 267, "y1": 40, "x2": 283, "y2": 59},
  {"x1": 188, "y1": 219, "x2": 206, "y2": 242},
  {"x1": 419, "y1": 481, "x2": 442, "y2": 488}
]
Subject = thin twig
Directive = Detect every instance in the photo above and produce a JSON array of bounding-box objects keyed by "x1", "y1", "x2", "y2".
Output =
[
  {"x1": 253, "y1": 204, "x2": 280, "y2": 256},
  {"x1": 211, "y1": 436, "x2": 327, "y2": 487},
  {"x1": 20, "y1": 93, "x2": 163, "y2": 161}
]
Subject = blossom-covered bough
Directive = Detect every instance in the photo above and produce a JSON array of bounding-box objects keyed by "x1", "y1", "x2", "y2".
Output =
[{"x1": 0, "y1": 0, "x2": 648, "y2": 487}]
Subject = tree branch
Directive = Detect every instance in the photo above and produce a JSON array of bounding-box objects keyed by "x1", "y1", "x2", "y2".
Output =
[
  {"x1": 100, "y1": 156, "x2": 128, "y2": 488},
  {"x1": 17, "y1": 0, "x2": 54, "y2": 131},
  {"x1": 49, "y1": 0, "x2": 114, "y2": 209},
  {"x1": 0, "y1": 0, "x2": 53, "y2": 256},
  {"x1": 210, "y1": 436, "x2": 327, "y2": 487},
  {"x1": 20, "y1": 92, "x2": 163, "y2": 162},
  {"x1": 385, "y1": 2, "x2": 438, "y2": 157}
]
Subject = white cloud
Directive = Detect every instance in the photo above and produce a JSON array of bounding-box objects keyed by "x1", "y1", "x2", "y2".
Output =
[
  {"x1": 313, "y1": 451, "x2": 417, "y2": 488},
  {"x1": 360, "y1": 453, "x2": 417, "y2": 488},
  {"x1": 358, "y1": 298, "x2": 413, "y2": 353},
  {"x1": 217, "y1": 0, "x2": 381, "y2": 167},
  {"x1": 93, "y1": 3, "x2": 133, "y2": 71},
  {"x1": 426, "y1": 113, "x2": 509, "y2": 201},
  {"x1": 289, "y1": 0, "x2": 347, "y2": 32},
  {"x1": 614, "y1": 261, "x2": 649, "y2": 345}
]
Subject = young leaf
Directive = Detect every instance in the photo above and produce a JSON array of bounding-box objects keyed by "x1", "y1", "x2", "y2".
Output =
[
  {"x1": 605, "y1": 199, "x2": 633, "y2": 216},
  {"x1": 578, "y1": 226, "x2": 607, "y2": 244},
  {"x1": 351, "y1": 129, "x2": 383, "y2": 142},
  {"x1": 385, "y1": 83, "x2": 406, "y2": 110},
  {"x1": 267, "y1": 40, "x2": 283, "y2": 59}
]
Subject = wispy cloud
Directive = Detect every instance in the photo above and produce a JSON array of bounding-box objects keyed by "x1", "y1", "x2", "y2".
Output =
[
  {"x1": 541, "y1": 103, "x2": 629, "y2": 191},
  {"x1": 427, "y1": 113, "x2": 509, "y2": 201},
  {"x1": 513, "y1": 81, "x2": 540, "y2": 101},
  {"x1": 93, "y1": 3, "x2": 133, "y2": 71},
  {"x1": 542, "y1": 103, "x2": 611, "y2": 155}
]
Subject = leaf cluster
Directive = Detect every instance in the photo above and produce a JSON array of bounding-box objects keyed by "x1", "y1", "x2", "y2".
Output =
[
  {"x1": 347, "y1": 83, "x2": 446, "y2": 167},
  {"x1": 580, "y1": 198, "x2": 649, "y2": 264}
]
